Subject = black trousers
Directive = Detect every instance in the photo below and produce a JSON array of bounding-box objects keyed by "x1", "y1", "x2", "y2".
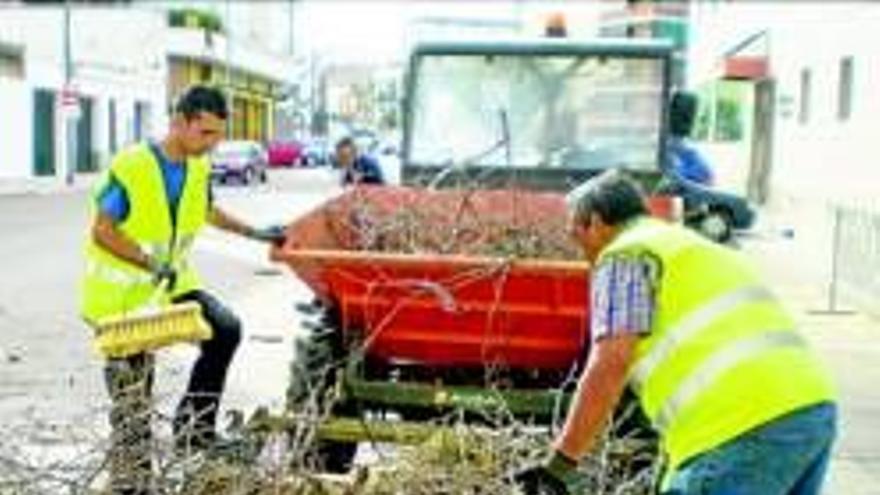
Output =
[
  {"x1": 103, "y1": 290, "x2": 241, "y2": 494},
  {"x1": 170, "y1": 290, "x2": 242, "y2": 438}
]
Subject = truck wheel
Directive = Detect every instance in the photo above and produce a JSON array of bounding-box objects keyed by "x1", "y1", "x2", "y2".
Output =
[
  {"x1": 287, "y1": 305, "x2": 358, "y2": 473},
  {"x1": 698, "y1": 209, "x2": 733, "y2": 243},
  {"x1": 307, "y1": 400, "x2": 359, "y2": 473}
]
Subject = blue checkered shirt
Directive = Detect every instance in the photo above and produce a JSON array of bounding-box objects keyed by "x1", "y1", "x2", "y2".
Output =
[{"x1": 591, "y1": 255, "x2": 658, "y2": 342}]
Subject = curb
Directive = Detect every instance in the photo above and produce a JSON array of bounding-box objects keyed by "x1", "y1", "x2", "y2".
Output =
[{"x1": 0, "y1": 174, "x2": 100, "y2": 197}]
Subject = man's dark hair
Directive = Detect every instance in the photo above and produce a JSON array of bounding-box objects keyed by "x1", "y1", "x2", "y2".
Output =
[
  {"x1": 335, "y1": 136, "x2": 356, "y2": 151},
  {"x1": 174, "y1": 85, "x2": 228, "y2": 120},
  {"x1": 669, "y1": 91, "x2": 698, "y2": 137},
  {"x1": 566, "y1": 170, "x2": 648, "y2": 227}
]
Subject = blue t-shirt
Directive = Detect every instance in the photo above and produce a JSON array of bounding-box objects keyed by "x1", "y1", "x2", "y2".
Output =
[
  {"x1": 341, "y1": 154, "x2": 385, "y2": 185},
  {"x1": 98, "y1": 143, "x2": 204, "y2": 224},
  {"x1": 666, "y1": 137, "x2": 714, "y2": 186}
]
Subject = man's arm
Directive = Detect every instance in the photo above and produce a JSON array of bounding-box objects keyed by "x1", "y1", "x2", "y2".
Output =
[
  {"x1": 92, "y1": 212, "x2": 153, "y2": 271},
  {"x1": 555, "y1": 254, "x2": 655, "y2": 458},
  {"x1": 516, "y1": 257, "x2": 654, "y2": 493},
  {"x1": 208, "y1": 205, "x2": 256, "y2": 238},
  {"x1": 209, "y1": 205, "x2": 288, "y2": 245},
  {"x1": 552, "y1": 334, "x2": 638, "y2": 459}
]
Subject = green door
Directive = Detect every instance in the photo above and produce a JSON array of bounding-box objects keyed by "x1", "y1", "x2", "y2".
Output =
[
  {"x1": 108, "y1": 98, "x2": 117, "y2": 154},
  {"x1": 32, "y1": 88, "x2": 56, "y2": 177},
  {"x1": 76, "y1": 97, "x2": 95, "y2": 172}
]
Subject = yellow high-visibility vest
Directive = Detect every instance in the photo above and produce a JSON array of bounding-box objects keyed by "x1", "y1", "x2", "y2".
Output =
[
  {"x1": 599, "y1": 217, "x2": 836, "y2": 470},
  {"x1": 80, "y1": 143, "x2": 209, "y2": 323}
]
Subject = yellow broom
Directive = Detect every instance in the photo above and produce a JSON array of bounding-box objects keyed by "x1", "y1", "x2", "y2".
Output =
[{"x1": 94, "y1": 282, "x2": 212, "y2": 359}]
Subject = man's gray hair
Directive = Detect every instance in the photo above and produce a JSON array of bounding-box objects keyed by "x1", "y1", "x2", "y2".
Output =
[{"x1": 565, "y1": 170, "x2": 648, "y2": 227}]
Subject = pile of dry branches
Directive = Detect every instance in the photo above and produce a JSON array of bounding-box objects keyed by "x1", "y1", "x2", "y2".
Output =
[
  {"x1": 0, "y1": 398, "x2": 656, "y2": 494},
  {"x1": 0, "y1": 186, "x2": 661, "y2": 494},
  {"x1": 320, "y1": 187, "x2": 580, "y2": 260}
]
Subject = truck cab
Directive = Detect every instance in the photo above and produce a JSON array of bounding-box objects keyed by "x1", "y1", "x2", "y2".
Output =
[{"x1": 400, "y1": 38, "x2": 675, "y2": 192}]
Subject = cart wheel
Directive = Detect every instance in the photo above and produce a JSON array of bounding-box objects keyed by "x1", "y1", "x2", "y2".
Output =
[
  {"x1": 287, "y1": 305, "x2": 358, "y2": 473},
  {"x1": 309, "y1": 437, "x2": 358, "y2": 473},
  {"x1": 299, "y1": 397, "x2": 359, "y2": 473}
]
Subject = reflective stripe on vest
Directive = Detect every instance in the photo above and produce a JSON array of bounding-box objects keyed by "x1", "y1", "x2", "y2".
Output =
[
  {"x1": 654, "y1": 330, "x2": 807, "y2": 431},
  {"x1": 86, "y1": 261, "x2": 152, "y2": 286},
  {"x1": 86, "y1": 237, "x2": 194, "y2": 287},
  {"x1": 629, "y1": 285, "x2": 777, "y2": 392}
]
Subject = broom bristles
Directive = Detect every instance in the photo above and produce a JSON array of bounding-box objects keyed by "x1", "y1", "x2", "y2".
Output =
[{"x1": 95, "y1": 302, "x2": 212, "y2": 358}]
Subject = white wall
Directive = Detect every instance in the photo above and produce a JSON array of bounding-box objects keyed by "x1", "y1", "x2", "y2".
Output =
[
  {"x1": 0, "y1": 78, "x2": 31, "y2": 179},
  {"x1": 687, "y1": 1, "x2": 880, "y2": 206},
  {"x1": 769, "y1": 5, "x2": 880, "y2": 204},
  {"x1": 0, "y1": 5, "x2": 168, "y2": 179}
]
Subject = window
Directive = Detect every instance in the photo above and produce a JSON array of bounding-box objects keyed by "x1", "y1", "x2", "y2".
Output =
[
  {"x1": 0, "y1": 44, "x2": 24, "y2": 79},
  {"x1": 200, "y1": 64, "x2": 212, "y2": 82},
  {"x1": 798, "y1": 68, "x2": 811, "y2": 125},
  {"x1": 838, "y1": 56, "x2": 854, "y2": 121}
]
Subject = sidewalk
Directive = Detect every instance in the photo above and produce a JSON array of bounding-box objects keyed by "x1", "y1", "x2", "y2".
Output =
[
  {"x1": 741, "y1": 209, "x2": 880, "y2": 495},
  {"x1": 0, "y1": 173, "x2": 100, "y2": 197}
]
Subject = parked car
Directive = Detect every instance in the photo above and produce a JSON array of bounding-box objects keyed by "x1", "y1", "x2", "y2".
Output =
[
  {"x1": 376, "y1": 139, "x2": 400, "y2": 157},
  {"x1": 211, "y1": 141, "x2": 268, "y2": 185},
  {"x1": 658, "y1": 172, "x2": 756, "y2": 243},
  {"x1": 352, "y1": 129, "x2": 379, "y2": 154},
  {"x1": 302, "y1": 138, "x2": 331, "y2": 166},
  {"x1": 267, "y1": 139, "x2": 305, "y2": 167}
]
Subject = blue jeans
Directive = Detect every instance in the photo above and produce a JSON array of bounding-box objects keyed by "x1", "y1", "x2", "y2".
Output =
[{"x1": 663, "y1": 403, "x2": 837, "y2": 495}]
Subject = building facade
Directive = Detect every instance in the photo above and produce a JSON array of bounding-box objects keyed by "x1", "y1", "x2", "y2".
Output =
[
  {"x1": 0, "y1": 5, "x2": 167, "y2": 181},
  {"x1": 599, "y1": 0, "x2": 691, "y2": 87},
  {"x1": 163, "y1": 5, "x2": 297, "y2": 143},
  {"x1": 0, "y1": 3, "x2": 298, "y2": 184},
  {"x1": 687, "y1": 1, "x2": 880, "y2": 205},
  {"x1": 688, "y1": 1, "x2": 880, "y2": 313}
]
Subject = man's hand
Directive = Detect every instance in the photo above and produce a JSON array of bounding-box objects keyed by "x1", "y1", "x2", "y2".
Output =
[
  {"x1": 513, "y1": 451, "x2": 575, "y2": 495},
  {"x1": 248, "y1": 225, "x2": 287, "y2": 245},
  {"x1": 147, "y1": 258, "x2": 177, "y2": 291}
]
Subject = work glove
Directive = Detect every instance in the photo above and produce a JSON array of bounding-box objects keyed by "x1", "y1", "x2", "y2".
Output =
[
  {"x1": 249, "y1": 225, "x2": 287, "y2": 245},
  {"x1": 513, "y1": 450, "x2": 575, "y2": 495},
  {"x1": 147, "y1": 258, "x2": 178, "y2": 292}
]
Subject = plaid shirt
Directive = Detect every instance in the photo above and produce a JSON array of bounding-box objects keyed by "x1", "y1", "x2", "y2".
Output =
[{"x1": 591, "y1": 254, "x2": 659, "y2": 342}]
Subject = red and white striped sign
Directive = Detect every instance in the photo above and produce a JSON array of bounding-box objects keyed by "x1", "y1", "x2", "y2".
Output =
[{"x1": 60, "y1": 85, "x2": 79, "y2": 108}]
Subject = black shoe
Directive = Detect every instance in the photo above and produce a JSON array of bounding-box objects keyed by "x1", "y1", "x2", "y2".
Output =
[
  {"x1": 295, "y1": 298, "x2": 324, "y2": 315},
  {"x1": 112, "y1": 487, "x2": 150, "y2": 495}
]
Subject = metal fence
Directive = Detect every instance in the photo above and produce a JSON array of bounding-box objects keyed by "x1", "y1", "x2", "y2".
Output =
[{"x1": 830, "y1": 204, "x2": 880, "y2": 312}]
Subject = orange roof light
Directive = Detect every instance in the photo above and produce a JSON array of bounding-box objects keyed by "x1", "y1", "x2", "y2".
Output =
[{"x1": 545, "y1": 12, "x2": 567, "y2": 38}]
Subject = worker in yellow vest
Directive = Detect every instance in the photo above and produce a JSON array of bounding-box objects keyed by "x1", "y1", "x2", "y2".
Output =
[
  {"x1": 81, "y1": 85, "x2": 285, "y2": 495},
  {"x1": 517, "y1": 170, "x2": 837, "y2": 495}
]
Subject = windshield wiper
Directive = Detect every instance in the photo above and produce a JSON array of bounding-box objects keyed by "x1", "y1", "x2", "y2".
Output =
[{"x1": 428, "y1": 108, "x2": 512, "y2": 189}]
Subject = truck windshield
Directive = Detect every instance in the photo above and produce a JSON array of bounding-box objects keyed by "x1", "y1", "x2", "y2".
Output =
[{"x1": 408, "y1": 53, "x2": 665, "y2": 171}]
